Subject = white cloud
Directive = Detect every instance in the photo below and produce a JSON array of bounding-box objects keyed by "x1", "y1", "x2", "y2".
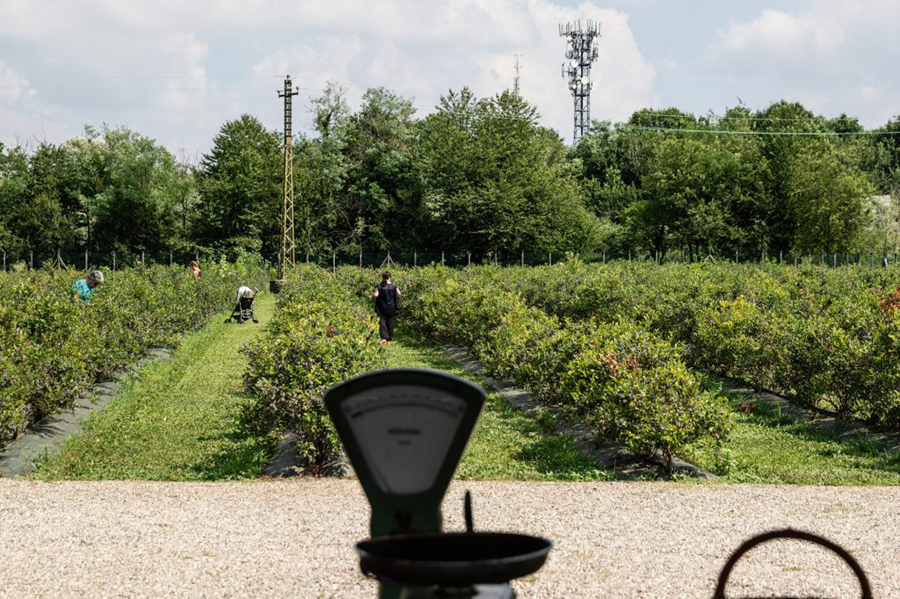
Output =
[
  {"x1": 719, "y1": 9, "x2": 844, "y2": 56},
  {"x1": 0, "y1": 0, "x2": 657, "y2": 150},
  {"x1": 710, "y1": 1, "x2": 900, "y2": 125},
  {"x1": 249, "y1": 1, "x2": 657, "y2": 136},
  {"x1": 0, "y1": 61, "x2": 35, "y2": 104}
]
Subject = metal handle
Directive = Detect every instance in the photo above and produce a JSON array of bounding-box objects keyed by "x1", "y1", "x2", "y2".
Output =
[{"x1": 713, "y1": 529, "x2": 872, "y2": 598}]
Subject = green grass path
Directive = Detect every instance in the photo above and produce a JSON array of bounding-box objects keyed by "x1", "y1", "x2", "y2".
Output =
[
  {"x1": 383, "y1": 326, "x2": 612, "y2": 481},
  {"x1": 683, "y1": 384, "x2": 900, "y2": 485},
  {"x1": 36, "y1": 295, "x2": 278, "y2": 481}
]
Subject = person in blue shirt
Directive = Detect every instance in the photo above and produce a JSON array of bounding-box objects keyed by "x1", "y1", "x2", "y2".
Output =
[{"x1": 71, "y1": 270, "x2": 104, "y2": 302}]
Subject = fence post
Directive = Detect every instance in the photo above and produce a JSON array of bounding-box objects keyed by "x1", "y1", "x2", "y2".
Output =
[
  {"x1": 468, "y1": 251, "x2": 471, "y2": 266},
  {"x1": 521, "y1": 249, "x2": 524, "y2": 267},
  {"x1": 30, "y1": 250, "x2": 33, "y2": 270},
  {"x1": 170, "y1": 250, "x2": 173, "y2": 267},
  {"x1": 332, "y1": 252, "x2": 336, "y2": 273},
  {"x1": 628, "y1": 250, "x2": 631, "y2": 262},
  {"x1": 141, "y1": 251, "x2": 145, "y2": 266},
  {"x1": 441, "y1": 251, "x2": 445, "y2": 266},
  {"x1": 56, "y1": 249, "x2": 62, "y2": 269},
  {"x1": 305, "y1": 252, "x2": 309, "y2": 265},
  {"x1": 113, "y1": 251, "x2": 116, "y2": 271},
  {"x1": 602, "y1": 250, "x2": 606, "y2": 264},
  {"x1": 84, "y1": 250, "x2": 88, "y2": 271},
  {"x1": 548, "y1": 251, "x2": 551, "y2": 266},
  {"x1": 414, "y1": 250, "x2": 417, "y2": 267},
  {"x1": 359, "y1": 251, "x2": 363, "y2": 268},
  {"x1": 833, "y1": 253, "x2": 837, "y2": 268},
  {"x1": 779, "y1": 250, "x2": 783, "y2": 264}
]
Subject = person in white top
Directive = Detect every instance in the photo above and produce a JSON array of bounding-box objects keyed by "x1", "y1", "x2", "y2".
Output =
[{"x1": 235, "y1": 285, "x2": 253, "y2": 307}]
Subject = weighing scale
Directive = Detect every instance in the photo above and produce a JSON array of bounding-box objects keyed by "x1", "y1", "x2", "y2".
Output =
[{"x1": 325, "y1": 369, "x2": 552, "y2": 599}]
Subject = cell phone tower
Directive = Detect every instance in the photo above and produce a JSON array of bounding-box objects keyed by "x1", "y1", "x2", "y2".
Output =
[{"x1": 560, "y1": 19, "x2": 600, "y2": 144}]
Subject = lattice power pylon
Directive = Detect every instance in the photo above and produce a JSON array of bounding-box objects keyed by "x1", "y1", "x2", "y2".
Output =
[
  {"x1": 277, "y1": 76, "x2": 299, "y2": 279},
  {"x1": 560, "y1": 20, "x2": 600, "y2": 144}
]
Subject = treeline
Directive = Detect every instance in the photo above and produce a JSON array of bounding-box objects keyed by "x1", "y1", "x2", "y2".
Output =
[{"x1": 1, "y1": 86, "x2": 899, "y2": 258}]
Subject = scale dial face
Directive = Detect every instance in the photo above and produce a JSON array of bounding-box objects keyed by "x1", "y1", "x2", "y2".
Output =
[{"x1": 341, "y1": 384, "x2": 469, "y2": 495}]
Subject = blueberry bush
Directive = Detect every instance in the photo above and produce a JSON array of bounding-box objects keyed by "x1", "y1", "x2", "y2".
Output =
[
  {"x1": 0, "y1": 258, "x2": 267, "y2": 442},
  {"x1": 337, "y1": 265, "x2": 730, "y2": 468},
  {"x1": 241, "y1": 266, "x2": 384, "y2": 470}
]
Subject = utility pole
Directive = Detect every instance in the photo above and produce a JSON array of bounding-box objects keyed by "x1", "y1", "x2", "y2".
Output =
[
  {"x1": 277, "y1": 75, "x2": 299, "y2": 280},
  {"x1": 560, "y1": 19, "x2": 600, "y2": 144},
  {"x1": 513, "y1": 53, "x2": 522, "y2": 98}
]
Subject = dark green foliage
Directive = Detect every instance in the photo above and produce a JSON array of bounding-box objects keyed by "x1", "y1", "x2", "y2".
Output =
[
  {"x1": 194, "y1": 115, "x2": 282, "y2": 257},
  {"x1": 1, "y1": 94, "x2": 898, "y2": 259},
  {"x1": 575, "y1": 100, "x2": 888, "y2": 257}
]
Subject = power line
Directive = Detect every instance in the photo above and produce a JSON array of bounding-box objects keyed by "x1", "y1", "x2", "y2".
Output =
[{"x1": 618, "y1": 125, "x2": 900, "y2": 137}]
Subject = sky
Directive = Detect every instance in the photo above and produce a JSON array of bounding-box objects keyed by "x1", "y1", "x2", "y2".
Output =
[{"x1": 1, "y1": 0, "x2": 899, "y2": 155}]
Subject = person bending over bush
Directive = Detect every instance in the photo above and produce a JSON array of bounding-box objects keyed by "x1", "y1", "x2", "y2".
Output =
[{"x1": 71, "y1": 270, "x2": 104, "y2": 302}]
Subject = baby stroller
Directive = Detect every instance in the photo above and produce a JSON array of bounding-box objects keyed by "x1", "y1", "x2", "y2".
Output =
[{"x1": 226, "y1": 286, "x2": 259, "y2": 324}]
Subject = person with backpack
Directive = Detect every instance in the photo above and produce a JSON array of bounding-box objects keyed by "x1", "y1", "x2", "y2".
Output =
[{"x1": 372, "y1": 271, "x2": 401, "y2": 345}]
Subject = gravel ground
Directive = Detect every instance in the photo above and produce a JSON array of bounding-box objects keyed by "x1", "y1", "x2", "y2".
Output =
[{"x1": 0, "y1": 479, "x2": 896, "y2": 598}]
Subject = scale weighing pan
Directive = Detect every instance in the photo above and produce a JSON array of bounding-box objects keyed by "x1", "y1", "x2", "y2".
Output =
[{"x1": 356, "y1": 532, "x2": 552, "y2": 586}]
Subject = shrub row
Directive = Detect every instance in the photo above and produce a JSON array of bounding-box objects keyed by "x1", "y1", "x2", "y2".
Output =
[
  {"x1": 241, "y1": 266, "x2": 384, "y2": 470},
  {"x1": 337, "y1": 266, "x2": 730, "y2": 468},
  {"x1": 490, "y1": 260, "x2": 900, "y2": 427},
  {"x1": 0, "y1": 258, "x2": 268, "y2": 443}
]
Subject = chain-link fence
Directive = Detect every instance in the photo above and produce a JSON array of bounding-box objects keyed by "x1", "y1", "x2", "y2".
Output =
[
  {"x1": 3, "y1": 249, "x2": 900, "y2": 273},
  {"x1": 1, "y1": 249, "x2": 230, "y2": 272}
]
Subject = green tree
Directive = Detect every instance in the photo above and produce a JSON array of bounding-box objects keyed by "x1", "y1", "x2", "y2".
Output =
[
  {"x1": 417, "y1": 89, "x2": 600, "y2": 253},
  {"x1": 338, "y1": 87, "x2": 420, "y2": 251},
  {"x1": 85, "y1": 126, "x2": 182, "y2": 251},
  {"x1": 789, "y1": 141, "x2": 871, "y2": 253},
  {"x1": 194, "y1": 115, "x2": 282, "y2": 257},
  {"x1": 634, "y1": 133, "x2": 768, "y2": 258}
]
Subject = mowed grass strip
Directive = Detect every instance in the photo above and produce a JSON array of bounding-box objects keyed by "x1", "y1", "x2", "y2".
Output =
[
  {"x1": 383, "y1": 325, "x2": 612, "y2": 482},
  {"x1": 682, "y1": 379, "x2": 900, "y2": 486},
  {"x1": 35, "y1": 294, "x2": 278, "y2": 481}
]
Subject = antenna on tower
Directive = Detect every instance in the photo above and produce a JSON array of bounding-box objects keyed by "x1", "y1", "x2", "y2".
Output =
[
  {"x1": 277, "y1": 75, "x2": 299, "y2": 281},
  {"x1": 513, "y1": 53, "x2": 522, "y2": 98},
  {"x1": 560, "y1": 19, "x2": 601, "y2": 144}
]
